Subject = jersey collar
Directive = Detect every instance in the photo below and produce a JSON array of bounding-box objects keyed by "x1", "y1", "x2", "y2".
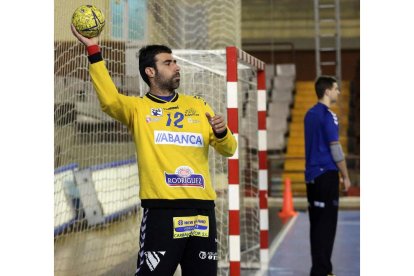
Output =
[{"x1": 146, "y1": 92, "x2": 179, "y2": 103}]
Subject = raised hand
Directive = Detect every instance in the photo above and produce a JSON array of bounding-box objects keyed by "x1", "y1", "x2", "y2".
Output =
[{"x1": 71, "y1": 24, "x2": 99, "y2": 47}]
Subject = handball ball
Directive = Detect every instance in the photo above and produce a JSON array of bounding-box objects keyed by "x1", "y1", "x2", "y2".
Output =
[{"x1": 72, "y1": 5, "x2": 105, "y2": 38}]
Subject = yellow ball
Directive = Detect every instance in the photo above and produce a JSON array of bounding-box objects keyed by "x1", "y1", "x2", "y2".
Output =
[{"x1": 72, "y1": 5, "x2": 105, "y2": 38}]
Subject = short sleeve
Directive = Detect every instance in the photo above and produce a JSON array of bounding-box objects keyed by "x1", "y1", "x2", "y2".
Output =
[{"x1": 324, "y1": 111, "x2": 339, "y2": 142}]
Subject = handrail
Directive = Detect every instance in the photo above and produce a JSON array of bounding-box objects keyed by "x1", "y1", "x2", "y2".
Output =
[
  {"x1": 267, "y1": 154, "x2": 360, "y2": 193},
  {"x1": 268, "y1": 154, "x2": 360, "y2": 161},
  {"x1": 241, "y1": 41, "x2": 296, "y2": 70}
]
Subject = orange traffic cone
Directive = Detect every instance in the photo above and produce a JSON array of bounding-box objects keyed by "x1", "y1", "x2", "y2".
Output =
[{"x1": 278, "y1": 177, "x2": 297, "y2": 223}]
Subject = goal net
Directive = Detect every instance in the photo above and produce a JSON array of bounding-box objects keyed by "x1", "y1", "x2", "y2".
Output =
[
  {"x1": 170, "y1": 49, "x2": 264, "y2": 274},
  {"x1": 55, "y1": 1, "x2": 268, "y2": 276},
  {"x1": 54, "y1": 47, "x2": 266, "y2": 276}
]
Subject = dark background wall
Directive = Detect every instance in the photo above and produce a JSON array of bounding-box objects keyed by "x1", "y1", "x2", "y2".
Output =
[{"x1": 245, "y1": 49, "x2": 360, "y2": 81}]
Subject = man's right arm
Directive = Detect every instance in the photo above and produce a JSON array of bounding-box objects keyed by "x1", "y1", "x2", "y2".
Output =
[
  {"x1": 323, "y1": 111, "x2": 351, "y2": 192},
  {"x1": 330, "y1": 142, "x2": 351, "y2": 191},
  {"x1": 71, "y1": 24, "x2": 135, "y2": 127},
  {"x1": 336, "y1": 158, "x2": 351, "y2": 192}
]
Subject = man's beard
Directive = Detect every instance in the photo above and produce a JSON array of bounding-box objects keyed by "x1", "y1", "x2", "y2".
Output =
[{"x1": 154, "y1": 71, "x2": 180, "y2": 92}]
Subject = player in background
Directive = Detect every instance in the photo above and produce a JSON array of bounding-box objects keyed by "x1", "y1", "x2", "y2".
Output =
[
  {"x1": 71, "y1": 26, "x2": 237, "y2": 276},
  {"x1": 304, "y1": 76, "x2": 351, "y2": 276}
]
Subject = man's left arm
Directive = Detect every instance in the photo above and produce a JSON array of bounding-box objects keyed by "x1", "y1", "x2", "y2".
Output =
[{"x1": 205, "y1": 105, "x2": 237, "y2": 157}]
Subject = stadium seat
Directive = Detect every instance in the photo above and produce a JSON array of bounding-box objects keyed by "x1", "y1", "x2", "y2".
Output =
[
  {"x1": 54, "y1": 76, "x2": 67, "y2": 103},
  {"x1": 265, "y1": 64, "x2": 276, "y2": 90},
  {"x1": 124, "y1": 76, "x2": 141, "y2": 95},
  {"x1": 64, "y1": 77, "x2": 85, "y2": 95},
  {"x1": 267, "y1": 116, "x2": 288, "y2": 134},
  {"x1": 267, "y1": 129, "x2": 287, "y2": 151},
  {"x1": 113, "y1": 76, "x2": 123, "y2": 89},
  {"x1": 273, "y1": 76, "x2": 295, "y2": 92},
  {"x1": 276, "y1": 64, "x2": 296, "y2": 78},
  {"x1": 267, "y1": 102, "x2": 290, "y2": 119},
  {"x1": 271, "y1": 88, "x2": 293, "y2": 103}
]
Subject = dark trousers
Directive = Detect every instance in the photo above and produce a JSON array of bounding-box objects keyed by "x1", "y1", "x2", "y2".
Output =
[
  {"x1": 306, "y1": 170, "x2": 339, "y2": 276},
  {"x1": 135, "y1": 208, "x2": 217, "y2": 276}
]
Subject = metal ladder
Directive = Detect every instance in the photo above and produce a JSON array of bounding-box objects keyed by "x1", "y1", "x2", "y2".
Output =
[{"x1": 314, "y1": 0, "x2": 342, "y2": 84}]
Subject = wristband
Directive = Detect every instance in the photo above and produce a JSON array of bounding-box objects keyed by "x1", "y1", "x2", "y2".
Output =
[{"x1": 87, "y1": 45, "x2": 100, "y2": 56}]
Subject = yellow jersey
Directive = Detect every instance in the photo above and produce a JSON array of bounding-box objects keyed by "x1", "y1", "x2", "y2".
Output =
[{"x1": 89, "y1": 57, "x2": 237, "y2": 209}]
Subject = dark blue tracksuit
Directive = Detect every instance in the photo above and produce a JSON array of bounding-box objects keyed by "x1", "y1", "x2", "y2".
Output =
[{"x1": 304, "y1": 102, "x2": 340, "y2": 276}]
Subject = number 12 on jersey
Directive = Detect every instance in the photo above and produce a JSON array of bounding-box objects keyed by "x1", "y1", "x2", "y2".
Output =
[{"x1": 166, "y1": 112, "x2": 184, "y2": 128}]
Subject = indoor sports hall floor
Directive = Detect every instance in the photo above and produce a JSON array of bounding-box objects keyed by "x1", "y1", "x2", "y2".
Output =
[
  {"x1": 255, "y1": 210, "x2": 360, "y2": 276},
  {"x1": 55, "y1": 199, "x2": 360, "y2": 276}
]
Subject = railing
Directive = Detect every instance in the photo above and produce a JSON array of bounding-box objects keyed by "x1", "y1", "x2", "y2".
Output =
[
  {"x1": 242, "y1": 41, "x2": 296, "y2": 66},
  {"x1": 268, "y1": 154, "x2": 360, "y2": 197}
]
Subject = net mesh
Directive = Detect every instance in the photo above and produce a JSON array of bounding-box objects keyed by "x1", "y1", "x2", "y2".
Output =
[
  {"x1": 171, "y1": 50, "x2": 260, "y2": 274},
  {"x1": 54, "y1": 1, "x2": 263, "y2": 275}
]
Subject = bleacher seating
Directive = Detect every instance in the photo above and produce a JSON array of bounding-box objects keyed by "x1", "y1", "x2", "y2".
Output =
[
  {"x1": 54, "y1": 75, "x2": 143, "y2": 123},
  {"x1": 113, "y1": 76, "x2": 123, "y2": 90},
  {"x1": 266, "y1": 63, "x2": 296, "y2": 153},
  {"x1": 124, "y1": 76, "x2": 141, "y2": 95},
  {"x1": 273, "y1": 76, "x2": 295, "y2": 94},
  {"x1": 276, "y1": 64, "x2": 296, "y2": 77},
  {"x1": 265, "y1": 64, "x2": 275, "y2": 90}
]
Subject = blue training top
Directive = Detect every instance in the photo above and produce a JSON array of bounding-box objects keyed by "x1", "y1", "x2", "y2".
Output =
[{"x1": 304, "y1": 102, "x2": 339, "y2": 182}]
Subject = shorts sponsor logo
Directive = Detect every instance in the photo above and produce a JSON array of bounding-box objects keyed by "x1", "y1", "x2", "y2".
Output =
[
  {"x1": 207, "y1": 252, "x2": 218, "y2": 260},
  {"x1": 165, "y1": 166, "x2": 205, "y2": 188},
  {"x1": 144, "y1": 251, "x2": 166, "y2": 271},
  {"x1": 154, "y1": 131, "x2": 204, "y2": 147},
  {"x1": 151, "y1": 108, "x2": 163, "y2": 117},
  {"x1": 199, "y1": 251, "x2": 207, "y2": 259},
  {"x1": 199, "y1": 251, "x2": 217, "y2": 261},
  {"x1": 173, "y1": 215, "x2": 209, "y2": 239}
]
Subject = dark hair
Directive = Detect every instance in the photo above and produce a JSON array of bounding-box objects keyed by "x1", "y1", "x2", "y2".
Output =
[
  {"x1": 138, "y1": 45, "x2": 172, "y2": 86},
  {"x1": 315, "y1": 76, "x2": 337, "y2": 99}
]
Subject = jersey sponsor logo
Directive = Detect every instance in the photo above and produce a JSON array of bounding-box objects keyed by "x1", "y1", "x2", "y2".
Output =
[
  {"x1": 164, "y1": 166, "x2": 205, "y2": 188},
  {"x1": 163, "y1": 105, "x2": 179, "y2": 110},
  {"x1": 173, "y1": 215, "x2": 209, "y2": 239},
  {"x1": 187, "y1": 118, "x2": 200, "y2": 124},
  {"x1": 184, "y1": 108, "x2": 200, "y2": 116},
  {"x1": 146, "y1": 115, "x2": 161, "y2": 123},
  {"x1": 154, "y1": 131, "x2": 204, "y2": 147},
  {"x1": 151, "y1": 108, "x2": 163, "y2": 116}
]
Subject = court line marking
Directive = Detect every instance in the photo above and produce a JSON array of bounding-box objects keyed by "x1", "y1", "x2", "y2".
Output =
[{"x1": 255, "y1": 213, "x2": 300, "y2": 276}]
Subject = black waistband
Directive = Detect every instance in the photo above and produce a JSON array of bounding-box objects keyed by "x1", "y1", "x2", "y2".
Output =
[{"x1": 141, "y1": 199, "x2": 215, "y2": 209}]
